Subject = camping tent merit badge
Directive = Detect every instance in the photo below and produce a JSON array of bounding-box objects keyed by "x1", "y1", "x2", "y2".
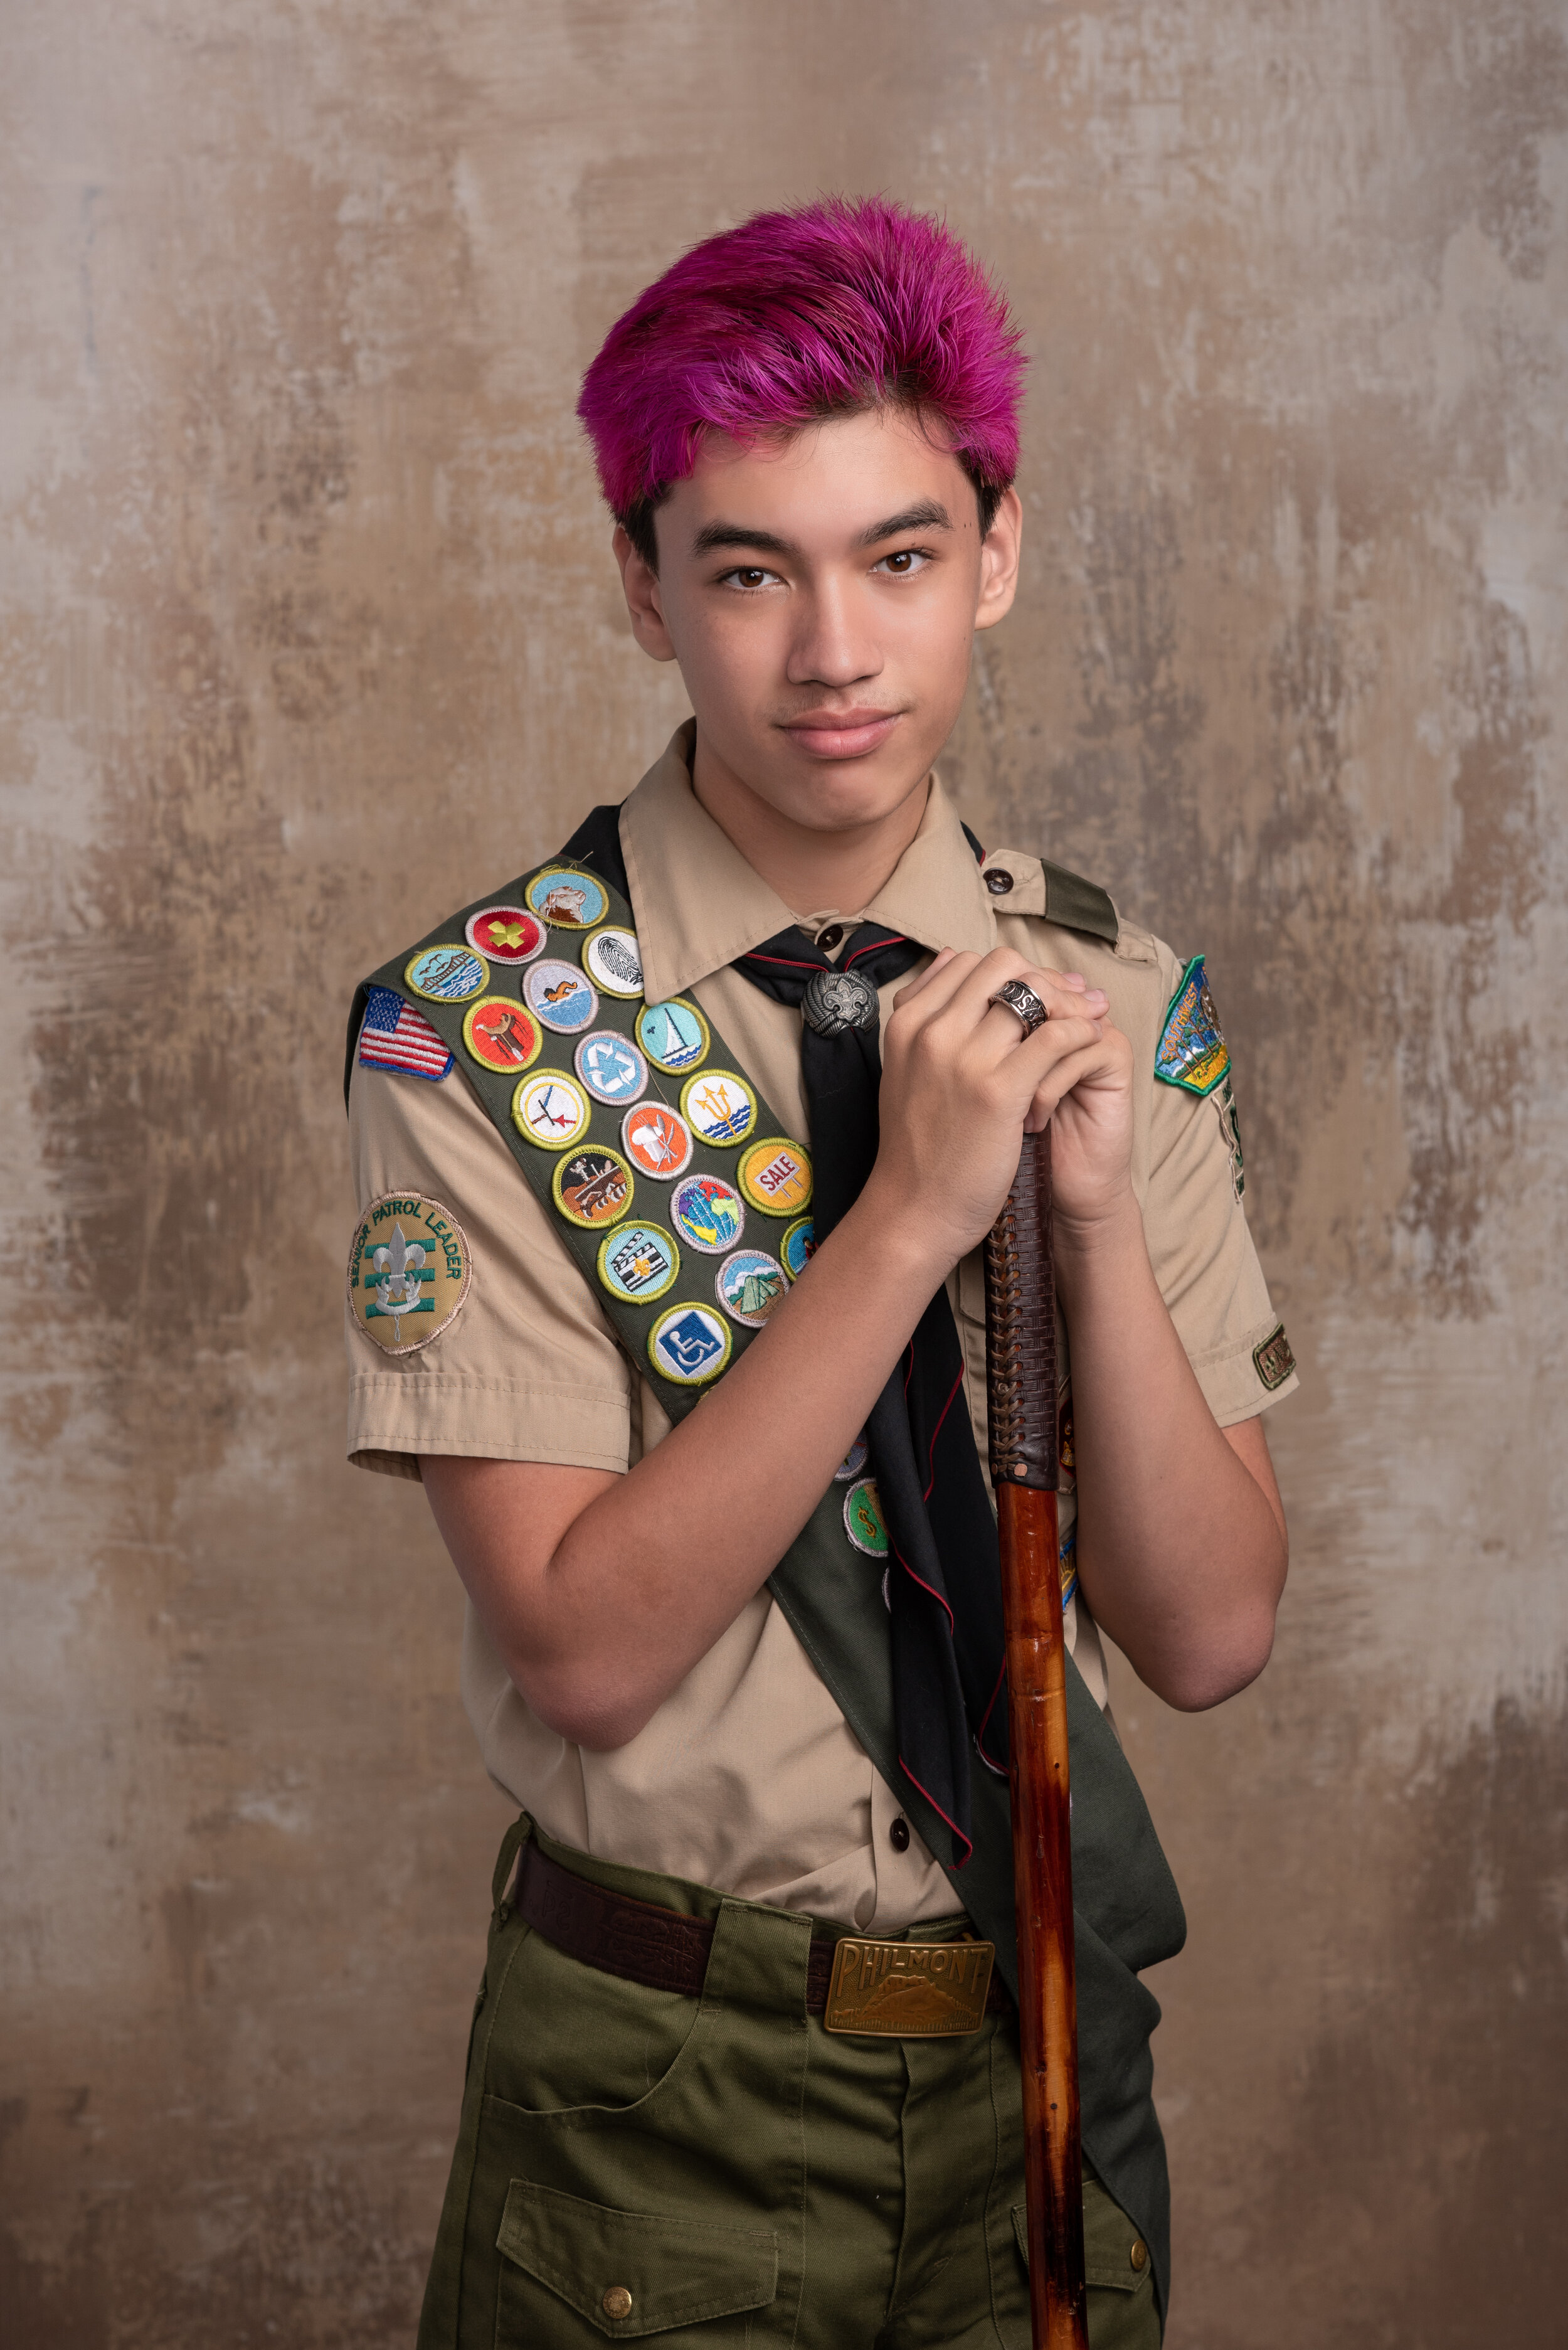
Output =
[{"x1": 347, "y1": 1193, "x2": 471, "y2": 1356}]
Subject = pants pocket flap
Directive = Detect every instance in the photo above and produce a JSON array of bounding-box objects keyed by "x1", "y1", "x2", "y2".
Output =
[
  {"x1": 1011, "y1": 2200, "x2": 1143, "y2": 2295},
  {"x1": 498, "y1": 2180, "x2": 780, "y2": 2337}
]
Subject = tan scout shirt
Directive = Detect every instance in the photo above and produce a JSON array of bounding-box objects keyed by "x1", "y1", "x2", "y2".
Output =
[{"x1": 346, "y1": 724, "x2": 1296, "y2": 1933}]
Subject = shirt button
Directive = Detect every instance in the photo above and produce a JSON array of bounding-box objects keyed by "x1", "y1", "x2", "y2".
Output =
[
  {"x1": 889, "y1": 1816, "x2": 911, "y2": 1852},
  {"x1": 1130, "y1": 2240, "x2": 1148, "y2": 2273},
  {"x1": 985, "y1": 868, "x2": 1014, "y2": 895},
  {"x1": 817, "y1": 923, "x2": 844, "y2": 952},
  {"x1": 602, "y1": 2286, "x2": 634, "y2": 2319}
]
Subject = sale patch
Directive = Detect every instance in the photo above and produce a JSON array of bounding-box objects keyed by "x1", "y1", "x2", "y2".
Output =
[
  {"x1": 738, "y1": 1137, "x2": 813, "y2": 1218},
  {"x1": 347, "y1": 1192, "x2": 471, "y2": 1356}
]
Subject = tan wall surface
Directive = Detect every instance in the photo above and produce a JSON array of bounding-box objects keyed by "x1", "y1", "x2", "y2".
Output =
[{"x1": 4, "y1": 3, "x2": 1565, "y2": 2342}]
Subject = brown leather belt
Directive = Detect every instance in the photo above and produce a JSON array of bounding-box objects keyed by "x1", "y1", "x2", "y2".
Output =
[{"x1": 512, "y1": 1838, "x2": 1010, "y2": 2021}]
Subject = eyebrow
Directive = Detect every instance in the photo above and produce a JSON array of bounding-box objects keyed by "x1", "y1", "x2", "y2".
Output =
[{"x1": 689, "y1": 499, "x2": 955, "y2": 561}]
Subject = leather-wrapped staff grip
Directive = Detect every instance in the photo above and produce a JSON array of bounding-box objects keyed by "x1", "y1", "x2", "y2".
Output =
[{"x1": 983, "y1": 1127, "x2": 1059, "y2": 1491}]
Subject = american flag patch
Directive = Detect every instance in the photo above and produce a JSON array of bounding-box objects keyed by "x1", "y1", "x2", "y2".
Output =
[{"x1": 358, "y1": 986, "x2": 453, "y2": 1082}]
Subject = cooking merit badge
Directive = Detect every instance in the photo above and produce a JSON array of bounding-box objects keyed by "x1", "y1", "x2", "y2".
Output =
[
  {"x1": 636, "y1": 997, "x2": 709, "y2": 1073},
  {"x1": 843, "y1": 1478, "x2": 889, "y2": 1558},
  {"x1": 620, "y1": 1102, "x2": 694, "y2": 1181},
  {"x1": 670, "y1": 1172, "x2": 746, "y2": 1255},
  {"x1": 465, "y1": 906, "x2": 545, "y2": 965},
  {"x1": 715, "y1": 1248, "x2": 787, "y2": 1327},
  {"x1": 462, "y1": 996, "x2": 542, "y2": 1073},
  {"x1": 597, "y1": 1221, "x2": 680, "y2": 1305},
  {"x1": 738, "y1": 1138, "x2": 812, "y2": 1217},
  {"x1": 680, "y1": 1069, "x2": 758, "y2": 1147},
  {"x1": 582, "y1": 926, "x2": 644, "y2": 998},
  {"x1": 575, "y1": 1029, "x2": 649, "y2": 1106},
  {"x1": 525, "y1": 868, "x2": 607, "y2": 930},
  {"x1": 553, "y1": 1147, "x2": 633, "y2": 1230},
  {"x1": 512, "y1": 1070, "x2": 591, "y2": 1151},
  {"x1": 647, "y1": 1302, "x2": 733, "y2": 1386},
  {"x1": 405, "y1": 944, "x2": 488, "y2": 1003},
  {"x1": 347, "y1": 1193, "x2": 471, "y2": 1356},
  {"x1": 525, "y1": 959, "x2": 598, "y2": 1034}
]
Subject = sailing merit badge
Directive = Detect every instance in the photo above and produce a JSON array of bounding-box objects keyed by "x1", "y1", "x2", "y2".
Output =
[
  {"x1": 347, "y1": 1193, "x2": 471, "y2": 1356},
  {"x1": 637, "y1": 997, "x2": 710, "y2": 1073}
]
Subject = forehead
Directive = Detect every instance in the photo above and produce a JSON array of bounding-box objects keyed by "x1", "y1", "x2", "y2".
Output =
[{"x1": 664, "y1": 406, "x2": 975, "y2": 548}]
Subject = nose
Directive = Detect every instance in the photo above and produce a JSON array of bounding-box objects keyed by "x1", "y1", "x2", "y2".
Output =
[{"x1": 784, "y1": 574, "x2": 882, "y2": 690}]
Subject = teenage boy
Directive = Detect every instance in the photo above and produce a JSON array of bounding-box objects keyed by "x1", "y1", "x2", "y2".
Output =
[{"x1": 344, "y1": 198, "x2": 1295, "y2": 2350}]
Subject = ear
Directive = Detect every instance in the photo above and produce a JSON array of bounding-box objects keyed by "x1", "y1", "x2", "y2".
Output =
[
  {"x1": 973, "y1": 487, "x2": 1023, "y2": 634},
  {"x1": 613, "y1": 524, "x2": 679, "y2": 662}
]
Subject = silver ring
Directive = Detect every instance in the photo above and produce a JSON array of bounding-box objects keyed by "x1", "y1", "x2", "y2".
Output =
[{"x1": 988, "y1": 979, "x2": 1049, "y2": 1039}]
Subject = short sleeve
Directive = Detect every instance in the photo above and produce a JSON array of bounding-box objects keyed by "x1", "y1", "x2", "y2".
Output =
[
  {"x1": 1140, "y1": 949, "x2": 1299, "y2": 1425},
  {"x1": 345, "y1": 1060, "x2": 637, "y2": 1479}
]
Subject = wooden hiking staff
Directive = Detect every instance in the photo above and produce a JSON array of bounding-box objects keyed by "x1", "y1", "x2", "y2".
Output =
[{"x1": 983, "y1": 1124, "x2": 1089, "y2": 2350}]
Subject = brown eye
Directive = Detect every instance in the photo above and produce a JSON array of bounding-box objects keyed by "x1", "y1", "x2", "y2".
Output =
[
  {"x1": 738, "y1": 568, "x2": 768, "y2": 588},
  {"x1": 886, "y1": 551, "x2": 913, "y2": 572}
]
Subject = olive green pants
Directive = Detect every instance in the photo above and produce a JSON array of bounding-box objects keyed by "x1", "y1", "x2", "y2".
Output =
[{"x1": 418, "y1": 1820, "x2": 1161, "y2": 2349}]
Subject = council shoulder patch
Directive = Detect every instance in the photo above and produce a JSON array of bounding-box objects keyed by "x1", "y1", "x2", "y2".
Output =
[
  {"x1": 1155, "y1": 955, "x2": 1231, "y2": 1097},
  {"x1": 347, "y1": 1192, "x2": 471, "y2": 1356},
  {"x1": 1253, "y1": 1324, "x2": 1296, "y2": 1392}
]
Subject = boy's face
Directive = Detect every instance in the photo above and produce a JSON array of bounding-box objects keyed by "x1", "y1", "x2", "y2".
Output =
[{"x1": 613, "y1": 406, "x2": 1022, "y2": 839}]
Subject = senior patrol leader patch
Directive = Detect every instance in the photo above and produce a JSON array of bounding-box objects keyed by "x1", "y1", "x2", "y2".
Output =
[
  {"x1": 1155, "y1": 955, "x2": 1231, "y2": 1096},
  {"x1": 637, "y1": 996, "x2": 709, "y2": 1073},
  {"x1": 462, "y1": 996, "x2": 542, "y2": 1074},
  {"x1": 526, "y1": 867, "x2": 608, "y2": 930},
  {"x1": 648, "y1": 1302, "x2": 733, "y2": 1386},
  {"x1": 512, "y1": 1070, "x2": 592, "y2": 1151},
  {"x1": 347, "y1": 1193, "x2": 471, "y2": 1356}
]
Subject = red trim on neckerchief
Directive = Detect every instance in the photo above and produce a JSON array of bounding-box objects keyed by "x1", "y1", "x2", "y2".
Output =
[
  {"x1": 973, "y1": 1657, "x2": 1010, "y2": 1772},
  {"x1": 898, "y1": 1760, "x2": 973, "y2": 1867},
  {"x1": 919, "y1": 1367, "x2": 968, "y2": 1504},
  {"x1": 889, "y1": 1531, "x2": 956, "y2": 1634},
  {"x1": 739, "y1": 951, "x2": 828, "y2": 975},
  {"x1": 844, "y1": 933, "x2": 909, "y2": 968}
]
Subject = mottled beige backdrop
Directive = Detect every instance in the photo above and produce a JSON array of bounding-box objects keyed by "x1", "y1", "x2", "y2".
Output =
[{"x1": 3, "y1": 2, "x2": 1564, "y2": 2342}]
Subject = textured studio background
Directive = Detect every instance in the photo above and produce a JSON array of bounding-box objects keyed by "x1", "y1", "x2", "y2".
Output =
[{"x1": 3, "y1": 3, "x2": 1566, "y2": 2344}]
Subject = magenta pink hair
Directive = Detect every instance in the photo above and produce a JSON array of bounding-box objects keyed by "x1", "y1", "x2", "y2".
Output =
[{"x1": 578, "y1": 197, "x2": 1025, "y2": 550}]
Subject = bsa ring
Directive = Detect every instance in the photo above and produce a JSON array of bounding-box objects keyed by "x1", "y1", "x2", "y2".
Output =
[{"x1": 988, "y1": 979, "x2": 1049, "y2": 1039}]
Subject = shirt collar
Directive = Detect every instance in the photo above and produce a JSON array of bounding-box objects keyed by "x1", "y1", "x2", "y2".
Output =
[{"x1": 620, "y1": 721, "x2": 996, "y2": 1004}]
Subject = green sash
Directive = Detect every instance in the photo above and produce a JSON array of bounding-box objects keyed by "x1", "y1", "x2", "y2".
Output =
[{"x1": 347, "y1": 856, "x2": 1187, "y2": 2316}]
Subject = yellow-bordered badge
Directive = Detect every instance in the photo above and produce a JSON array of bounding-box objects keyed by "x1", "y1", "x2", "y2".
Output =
[
  {"x1": 680, "y1": 1068, "x2": 758, "y2": 1149},
  {"x1": 621, "y1": 1101, "x2": 694, "y2": 1181},
  {"x1": 636, "y1": 996, "x2": 710, "y2": 1074},
  {"x1": 1155, "y1": 955, "x2": 1231, "y2": 1097},
  {"x1": 844, "y1": 1477, "x2": 889, "y2": 1558},
  {"x1": 582, "y1": 925, "x2": 644, "y2": 998},
  {"x1": 461, "y1": 996, "x2": 543, "y2": 1074},
  {"x1": 525, "y1": 867, "x2": 609, "y2": 930},
  {"x1": 347, "y1": 1192, "x2": 471, "y2": 1356},
  {"x1": 405, "y1": 944, "x2": 489, "y2": 1003},
  {"x1": 714, "y1": 1247, "x2": 787, "y2": 1327},
  {"x1": 596, "y1": 1220, "x2": 681, "y2": 1306},
  {"x1": 738, "y1": 1137, "x2": 813, "y2": 1218},
  {"x1": 781, "y1": 1216, "x2": 816, "y2": 1280},
  {"x1": 647, "y1": 1301, "x2": 733, "y2": 1386},
  {"x1": 465, "y1": 905, "x2": 546, "y2": 965},
  {"x1": 512, "y1": 1069, "x2": 592, "y2": 1151},
  {"x1": 553, "y1": 1145, "x2": 634, "y2": 1230}
]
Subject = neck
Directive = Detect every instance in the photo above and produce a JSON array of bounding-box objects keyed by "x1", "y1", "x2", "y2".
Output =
[{"x1": 689, "y1": 730, "x2": 931, "y2": 918}]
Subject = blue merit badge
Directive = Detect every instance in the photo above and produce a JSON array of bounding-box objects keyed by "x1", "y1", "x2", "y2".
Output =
[
  {"x1": 1155, "y1": 955, "x2": 1231, "y2": 1096},
  {"x1": 637, "y1": 996, "x2": 710, "y2": 1073},
  {"x1": 526, "y1": 867, "x2": 608, "y2": 930},
  {"x1": 648, "y1": 1302, "x2": 733, "y2": 1386},
  {"x1": 575, "y1": 1029, "x2": 648, "y2": 1105},
  {"x1": 405, "y1": 944, "x2": 489, "y2": 1003}
]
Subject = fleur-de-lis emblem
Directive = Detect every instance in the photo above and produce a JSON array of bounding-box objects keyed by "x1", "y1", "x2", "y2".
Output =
[{"x1": 371, "y1": 1222, "x2": 427, "y2": 1336}]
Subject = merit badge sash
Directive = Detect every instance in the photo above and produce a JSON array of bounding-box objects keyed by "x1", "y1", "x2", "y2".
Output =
[{"x1": 347, "y1": 848, "x2": 1187, "y2": 2309}]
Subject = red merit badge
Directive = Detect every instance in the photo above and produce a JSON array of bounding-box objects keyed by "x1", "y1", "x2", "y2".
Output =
[
  {"x1": 465, "y1": 906, "x2": 545, "y2": 965},
  {"x1": 462, "y1": 996, "x2": 542, "y2": 1073}
]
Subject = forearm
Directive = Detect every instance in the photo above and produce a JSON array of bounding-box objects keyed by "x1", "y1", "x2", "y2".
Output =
[{"x1": 1056, "y1": 1195, "x2": 1288, "y2": 1709}]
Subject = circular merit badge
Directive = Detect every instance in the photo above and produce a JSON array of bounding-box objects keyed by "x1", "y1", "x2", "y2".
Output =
[
  {"x1": 636, "y1": 996, "x2": 709, "y2": 1074},
  {"x1": 714, "y1": 1247, "x2": 787, "y2": 1328},
  {"x1": 346, "y1": 1191, "x2": 471, "y2": 1358},
  {"x1": 575, "y1": 1029, "x2": 648, "y2": 1107},
  {"x1": 583, "y1": 925, "x2": 644, "y2": 999},
  {"x1": 680, "y1": 1068, "x2": 758, "y2": 1149},
  {"x1": 553, "y1": 1145, "x2": 633, "y2": 1230},
  {"x1": 737, "y1": 1137, "x2": 813, "y2": 1218},
  {"x1": 834, "y1": 1433, "x2": 869, "y2": 1483},
  {"x1": 512, "y1": 1069, "x2": 591, "y2": 1151},
  {"x1": 405, "y1": 944, "x2": 488, "y2": 1002},
  {"x1": 647, "y1": 1301, "x2": 733, "y2": 1388},
  {"x1": 843, "y1": 1477, "x2": 889, "y2": 1559},
  {"x1": 465, "y1": 905, "x2": 545, "y2": 965},
  {"x1": 462, "y1": 996, "x2": 542, "y2": 1074},
  {"x1": 670, "y1": 1172, "x2": 746, "y2": 1256},
  {"x1": 525, "y1": 867, "x2": 608, "y2": 931},
  {"x1": 621, "y1": 1101, "x2": 694, "y2": 1181},
  {"x1": 596, "y1": 1220, "x2": 680, "y2": 1307},
  {"x1": 780, "y1": 1216, "x2": 816, "y2": 1281},
  {"x1": 524, "y1": 957, "x2": 599, "y2": 1034}
]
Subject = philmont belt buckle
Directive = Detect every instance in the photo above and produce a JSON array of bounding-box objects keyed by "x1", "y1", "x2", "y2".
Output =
[{"x1": 822, "y1": 1934, "x2": 997, "y2": 2036}]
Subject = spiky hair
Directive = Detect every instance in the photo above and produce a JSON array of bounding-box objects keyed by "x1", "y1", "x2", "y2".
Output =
[{"x1": 578, "y1": 196, "x2": 1027, "y2": 565}]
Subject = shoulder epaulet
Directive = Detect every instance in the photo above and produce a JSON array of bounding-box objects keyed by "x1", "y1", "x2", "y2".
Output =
[{"x1": 1039, "y1": 858, "x2": 1118, "y2": 945}]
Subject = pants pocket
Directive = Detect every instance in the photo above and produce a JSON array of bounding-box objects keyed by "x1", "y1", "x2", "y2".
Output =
[{"x1": 495, "y1": 2181, "x2": 777, "y2": 2346}]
